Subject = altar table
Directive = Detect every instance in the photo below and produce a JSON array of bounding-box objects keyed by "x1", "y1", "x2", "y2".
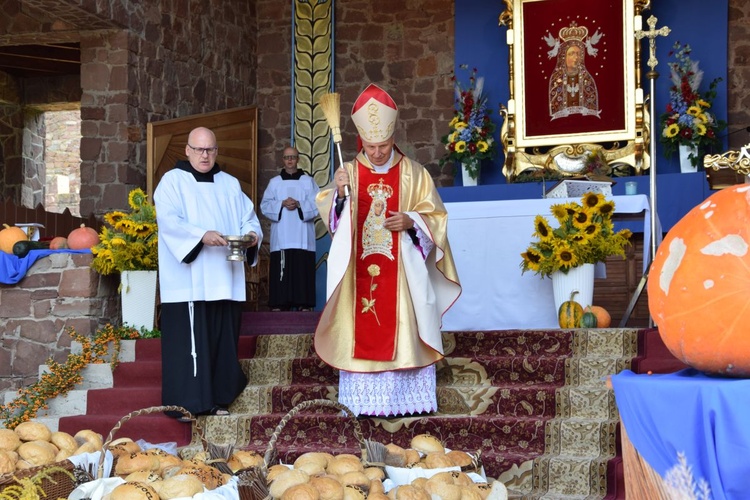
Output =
[{"x1": 441, "y1": 194, "x2": 659, "y2": 331}]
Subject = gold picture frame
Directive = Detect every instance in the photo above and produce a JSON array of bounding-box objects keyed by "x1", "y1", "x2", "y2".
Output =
[{"x1": 499, "y1": 0, "x2": 651, "y2": 181}]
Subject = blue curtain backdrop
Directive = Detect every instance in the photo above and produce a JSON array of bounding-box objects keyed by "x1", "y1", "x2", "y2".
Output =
[{"x1": 455, "y1": 0, "x2": 729, "y2": 183}]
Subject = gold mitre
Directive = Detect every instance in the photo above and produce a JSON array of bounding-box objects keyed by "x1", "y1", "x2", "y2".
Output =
[
  {"x1": 559, "y1": 23, "x2": 588, "y2": 42},
  {"x1": 351, "y1": 83, "x2": 398, "y2": 143}
]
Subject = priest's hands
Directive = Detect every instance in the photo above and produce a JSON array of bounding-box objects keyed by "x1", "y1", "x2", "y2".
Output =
[
  {"x1": 335, "y1": 167, "x2": 350, "y2": 198},
  {"x1": 384, "y1": 211, "x2": 415, "y2": 232},
  {"x1": 202, "y1": 231, "x2": 227, "y2": 246},
  {"x1": 282, "y1": 197, "x2": 299, "y2": 210},
  {"x1": 245, "y1": 232, "x2": 259, "y2": 246}
]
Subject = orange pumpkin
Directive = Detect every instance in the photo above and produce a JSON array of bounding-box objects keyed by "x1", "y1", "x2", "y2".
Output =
[
  {"x1": 648, "y1": 185, "x2": 750, "y2": 376},
  {"x1": 588, "y1": 306, "x2": 611, "y2": 328},
  {"x1": 0, "y1": 224, "x2": 28, "y2": 254},
  {"x1": 49, "y1": 236, "x2": 69, "y2": 250},
  {"x1": 67, "y1": 224, "x2": 99, "y2": 250}
]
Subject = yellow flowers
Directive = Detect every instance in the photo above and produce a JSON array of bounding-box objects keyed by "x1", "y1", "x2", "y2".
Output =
[
  {"x1": 520, "y1": 193, "x2": 632, "y2": 278},
  {"x1": 91, "y1": 188, "x2": 158, "y2": 275}
]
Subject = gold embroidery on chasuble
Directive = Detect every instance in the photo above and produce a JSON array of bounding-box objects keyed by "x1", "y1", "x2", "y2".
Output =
[{"x1": 354, "y1": 163, "x2": 400, "y2": 361}]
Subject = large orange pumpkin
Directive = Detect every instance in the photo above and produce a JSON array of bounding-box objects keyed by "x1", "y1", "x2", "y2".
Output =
[
  {"x1": 648, "y1": 185, "x2": 750, "y2": 376},
  {"x1": 0, "y1": 224, "x2": 28, "y2": 254},
  {"x1": 67, "y1": 224, "x2": 99, "y2": 250}
]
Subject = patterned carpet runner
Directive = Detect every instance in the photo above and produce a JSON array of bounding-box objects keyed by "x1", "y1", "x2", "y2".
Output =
[{"x1": 51, "y1": 312, "x2": 680, "y2": 499}]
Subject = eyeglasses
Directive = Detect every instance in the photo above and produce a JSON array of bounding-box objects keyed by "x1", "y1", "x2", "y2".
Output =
[
  {"x1": 283, "y1": 155, "x2": 299, "y2": 160},
  {"x1": 188, "y1": 145, "x2": 219, "y2": 156}
]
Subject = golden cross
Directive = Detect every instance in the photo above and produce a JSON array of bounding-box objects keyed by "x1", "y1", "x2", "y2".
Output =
[{"x1": 635, "y1": 15, "x2": 671, "y2": 72}]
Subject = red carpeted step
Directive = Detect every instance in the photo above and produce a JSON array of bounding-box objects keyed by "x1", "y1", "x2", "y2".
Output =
[
  {"x1": 113, "y1": 360, "x2": 161, "y2": 387},
  {"x1": 240, "y1": 311, "x2": 321, "y2": 335},
  {"x1": 85, "y1": 387, "x2": 162, "y2": 414},
  {"x1": 58, "y1": 413, "x2": 193, "y2": 446},
  {"x1": 130, "y1": 337, "x2": 257, "y2": 361},
  {"x1": 631, "y1": 327, "x2": 688, "y2": 374}
]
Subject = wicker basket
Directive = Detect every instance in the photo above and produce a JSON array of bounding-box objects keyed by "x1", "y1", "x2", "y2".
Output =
[
  {"x1": 0, "y1": 457, "x2": 81, "y2": 499},
  {"x1": 95, "y1": 405, "x2": 205, "y2": 479},
  {"x1": 237, "y1": 399, "x2": 385, "y2": 500}
]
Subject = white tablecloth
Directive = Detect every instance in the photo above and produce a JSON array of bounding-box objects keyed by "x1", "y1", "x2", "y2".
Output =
[{"x1": 441, "y1": 195, "x2": 660, "y2": 331}]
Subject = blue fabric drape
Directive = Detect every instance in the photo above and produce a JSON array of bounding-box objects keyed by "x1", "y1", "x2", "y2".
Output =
[
  {"x1": 612, "y1": 369, "x2": 750, "y2": 500},
  {"x1": 0, "y1": 249, "x2": 91, "y2": 284}
]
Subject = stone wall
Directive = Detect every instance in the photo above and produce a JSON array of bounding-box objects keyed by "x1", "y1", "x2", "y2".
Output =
[
  {"x1": 0, "y1": 0, "x2": 258, "y2": 217},
  {"x1": 254, "y1": 0, "x2": 456, "y2": 196},
  {"x1": 728, "y1": 0, "x2": 750, "y2": 148},
  {"x1": 0, "y1": 253, "x2": 119, "y2": 392}
]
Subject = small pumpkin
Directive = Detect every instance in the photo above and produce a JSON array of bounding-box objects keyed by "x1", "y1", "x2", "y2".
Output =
[
  {"x1": 558, "y1": 291, "x2": 584, "y2": 328},
  {"x1": 67, "y1": 224, "x2": 99, "y2": 250},
  {"x1": 0, "y1": 224, "x2": 28, "y2": 254},
  {"x1": 581, "y1": 307, "x2": 599, "y2": 328},
  {"x1": 588, "y1": 305, "x2": 611, "y2": 328},
  {"x1": 49, "y1": 236, "x2": 69, "y2": 250}
]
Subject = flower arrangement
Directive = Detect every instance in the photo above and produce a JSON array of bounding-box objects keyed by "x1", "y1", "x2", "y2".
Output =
[
  {"x1": 0, "y1": 324, "x2": 158, "y2": 429},
  {"x1": 91, "y1": 188, "x2": 158, "y2": 275},
  {"x1": 659, "y1": 41, "x2": 726, "y2": 167},
  {"x1": 520, "y1": 193, "x2": 632, "y2": 278},
  {"x1": 439, "y1": 65, "x2": 497, "y2": 180}
]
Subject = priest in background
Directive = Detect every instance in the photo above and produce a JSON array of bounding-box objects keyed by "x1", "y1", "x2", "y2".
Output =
[
  {"x1": 315, "y1": 84, "x2": 462, "y2": 417},
  {"x1": 260, "y1": 145, "x2": 319, "y2": 311}
]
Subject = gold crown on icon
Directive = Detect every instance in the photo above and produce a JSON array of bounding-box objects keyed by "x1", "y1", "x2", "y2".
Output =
[
  {"x1": 559, "y1": 23, "x2": 588, "y2": 42},
  {"x1": 367, "y1": 178, "x2": 394, "y2": 201}
]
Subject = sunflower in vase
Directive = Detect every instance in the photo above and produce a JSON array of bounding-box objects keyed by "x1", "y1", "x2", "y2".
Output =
[
  {"x1": 659, "y1": 41, "x2": 726, "y2": 168},
  {"x1": 520, "y1": 193, "x2": 632, "y2": 278},
  {"x1": 439, "y1": 65, "x2": 497, "y2": 181}
]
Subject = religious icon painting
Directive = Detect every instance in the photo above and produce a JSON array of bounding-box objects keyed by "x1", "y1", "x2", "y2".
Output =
[{"x1": 510, "y1": 0, "x2": 639, "y2": 147}]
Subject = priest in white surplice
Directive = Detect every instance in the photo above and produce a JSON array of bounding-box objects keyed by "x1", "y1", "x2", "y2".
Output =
[
  {"x1": 260, "y1": 146, "x2": 319, "y2": 311},
  {"x1": 315, "y1": 84, "x2": 462, "y2": 417},
  {"x1": 154, "y1": 126, "x2": 262, "y2": 419}
]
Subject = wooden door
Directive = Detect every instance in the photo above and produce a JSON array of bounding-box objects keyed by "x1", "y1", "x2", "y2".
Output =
[{"x1": 147, "y1": 106, "x2": 258, "y2": 202}]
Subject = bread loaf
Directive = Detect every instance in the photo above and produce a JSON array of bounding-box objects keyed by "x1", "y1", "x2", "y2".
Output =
[
  {"x1": 14, "y1": 421, "x2": 51, "y2": 442},
  {"x1": 0, "y1": 429, "x2": 21, "y2": 452},
  {"x1": 409, "y1": 434, "x2": 444, "y2": 455},
  {"x1": 109, "y1": 481, "x2": 159, "y2": 500}
]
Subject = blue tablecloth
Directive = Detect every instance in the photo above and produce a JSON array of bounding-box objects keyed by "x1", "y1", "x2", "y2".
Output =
[
  {"x1": 0, "y1": 249, "x2": 91, "y2": 284},
  {"x1": 611, "y1": 369, "x2": 750, "y2": 500}
]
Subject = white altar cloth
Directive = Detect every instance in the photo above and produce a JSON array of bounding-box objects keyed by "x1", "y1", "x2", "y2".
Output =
[{"x1": 441, "y1": 195, "x2": 660, "y2": 331}]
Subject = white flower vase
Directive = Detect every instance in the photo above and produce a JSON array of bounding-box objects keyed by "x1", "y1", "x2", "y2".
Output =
[
  {"x1": 120, "y1": 270, "x2": 158, "y2": 331},
  {"x1": 551, "y1": 263, "x2": 595, "y2": 314},
  {"x1": 461, "y1": 159, "x2": 480, "y2": 186},
  {"x1": 679, "y1": 144, "x2": 699, "y2": 173}
]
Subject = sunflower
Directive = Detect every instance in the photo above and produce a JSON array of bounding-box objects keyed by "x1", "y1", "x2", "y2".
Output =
[
  {"x1": 554, "y1": 244, "x2": 579, "y2": 269},
  {"x1": 572, "y1": 210, "x2": 590, "y2": 229},
  {"x1": 581, "y1": 192, "x2": 602, "y2": 210},
  {"x1": 550, "y1": 203, "x2": 569, "y2": 221},
  {"x1": 533, "y1": 215, "x2": 554, "y2": 242}
]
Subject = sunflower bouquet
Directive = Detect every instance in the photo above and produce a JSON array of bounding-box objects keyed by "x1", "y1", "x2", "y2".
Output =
[
  {"x1": 659, "y1": 41, "x2": 726, "y2": 167},
  {"x1": 520, "y1": 193, "x2": 632, "y2": 278},
  {"x1": 91, "y1": 188, "x2": 158, "y2": 275},
  {"x1": 439, "y1": 65, "x2": 497, "y2": 180}
]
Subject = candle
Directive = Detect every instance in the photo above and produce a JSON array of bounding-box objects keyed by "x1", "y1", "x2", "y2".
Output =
[{"x1": 634, "y1": 15, "x2": 642, "y2": 32}]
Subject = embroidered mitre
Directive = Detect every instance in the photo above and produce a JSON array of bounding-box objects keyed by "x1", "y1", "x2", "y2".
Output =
[{"x1": 351, "y1": 84, "x2": 398, "y2": 143}]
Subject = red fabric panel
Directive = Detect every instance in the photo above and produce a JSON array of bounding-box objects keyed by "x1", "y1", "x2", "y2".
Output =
[
  {"x1": 353, "y1": 163, "x2": 400, "y2": 360},
  {"x1": 521, "y1": 0, "x2": 626, "y2": 138}
]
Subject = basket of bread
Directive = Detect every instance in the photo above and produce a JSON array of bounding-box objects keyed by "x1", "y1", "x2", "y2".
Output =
[
  {"x1": 237, "y1": 398, "x2": 388, "y2": 500},
  {"x1": 66, "y1": 405, "x2": 249, "y2": 499},
  {"x1": 381, "y1": 434, "x2": 511, "y2": 499},
  {"x1": 0, "y1": 420, "x2": 103, "y2": 498}
]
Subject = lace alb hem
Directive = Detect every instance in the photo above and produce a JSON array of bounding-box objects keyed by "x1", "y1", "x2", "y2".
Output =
[{"x1": 338, "y1": 365, "x2": 437, "y2": 417}]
